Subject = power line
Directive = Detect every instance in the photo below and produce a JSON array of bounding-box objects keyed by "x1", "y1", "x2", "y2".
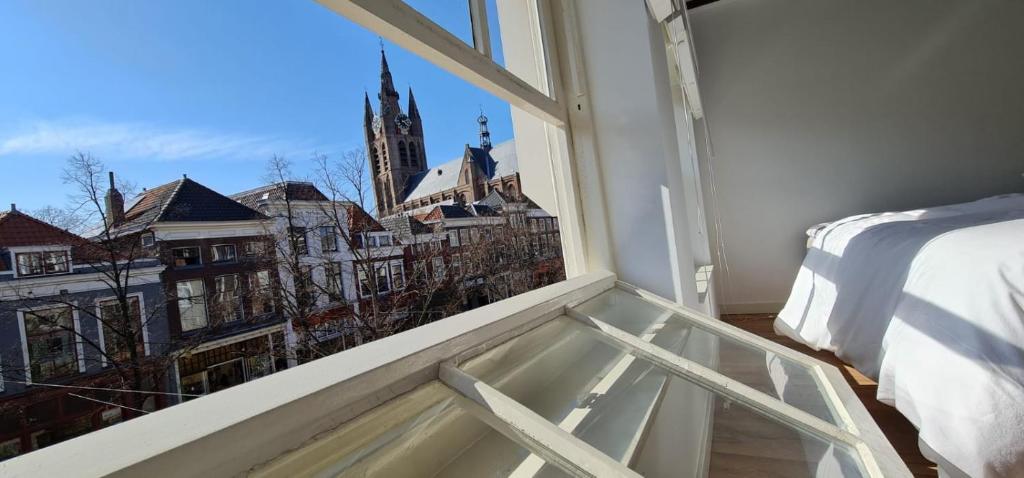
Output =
[
  {"x1": 4, "y1": 380, "x2": 203, "y2": 398},
  {"x1": 67, "y1": 393, "x2": 151, "y2": 415}
]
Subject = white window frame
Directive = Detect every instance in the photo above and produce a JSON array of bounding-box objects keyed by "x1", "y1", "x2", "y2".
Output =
[
  {"x1": 176, "y1": 278, "x2": 210, "y2": 332},
  {"x1": 388, "y1": 260, "x2": 405, "y2": 290},
  {"x1": 17, "y1": 303, "x2": 85, "y2": 384},
  {"x1": 95, "y1": 292, "x2": 150, "y2": 367}
]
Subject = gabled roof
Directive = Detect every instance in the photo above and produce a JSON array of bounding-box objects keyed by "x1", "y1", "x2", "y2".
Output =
[
  {"x1": 0, "y1": 210, "x2": 87, "y2": 248},
  {"x1": 403, "y1": 139, "x2": 518, "y2": 202},
  {"x1": 119, "y1": 178, "x2": 267, "y2": 231},
  {"x1": 230, "y1": 182, "x2": 330, "y2": 210}
]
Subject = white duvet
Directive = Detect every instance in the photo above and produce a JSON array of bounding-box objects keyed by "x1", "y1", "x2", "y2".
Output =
[{"x1": 775, "y1": 194, "x2": 1024, "y2": 478}]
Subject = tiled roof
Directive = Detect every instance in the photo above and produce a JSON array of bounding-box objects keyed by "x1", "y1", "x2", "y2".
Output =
[
  {"x1": 403, "y1": 139, "x2": 518, "y2": 202},
  {"x1": 230, "y1": 182, "x2": 330, "y2": 210},
  {"x1": 117, "y1": 178, "x2": 267, "y2": 232},
  {"x1": 344, "y1": 203, "x2": 385, "y2": 233},
  {"x1": 379, "y1": 214, "x2": 431, "y2": 243},
  {"x1": 0, "y1": 210, "x2": 87, "y2": 248}
]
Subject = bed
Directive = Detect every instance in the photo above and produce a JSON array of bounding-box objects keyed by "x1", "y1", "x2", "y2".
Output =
[{"x1": 774, "y1": 193, "x2": 1024, "y2": 478}]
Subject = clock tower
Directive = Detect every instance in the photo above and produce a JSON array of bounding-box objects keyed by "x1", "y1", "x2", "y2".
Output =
[{"x1": 364, "y1": 48, "x2": 428, "y2": 217}]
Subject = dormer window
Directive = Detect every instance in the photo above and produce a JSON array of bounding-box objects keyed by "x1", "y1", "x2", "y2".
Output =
[
  {"x1": 140, "y1": 233, "x2": 156, "y2": 248},
  {"x1": 15, "y1": 251, "x2": 70, "y2": 277}
]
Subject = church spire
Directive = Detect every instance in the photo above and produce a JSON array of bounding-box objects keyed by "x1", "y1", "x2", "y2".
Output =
[
  {"x1": 407, "y1": 87, "x2": 420, "y2": 119},
  {"x1": 478, "y1": 109, "x2": 492, "y2": 151},
  {"x1": 364, "y1": 91, "x2": 374, "y2": 119},
  {"x1": 379, "y1": 47, "x2": 398, "y2": 100}
]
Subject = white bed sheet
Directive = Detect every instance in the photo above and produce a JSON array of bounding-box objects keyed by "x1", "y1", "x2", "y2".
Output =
[{"x1": 775, "y1": 194, "x2": 1024, "y2": 478}]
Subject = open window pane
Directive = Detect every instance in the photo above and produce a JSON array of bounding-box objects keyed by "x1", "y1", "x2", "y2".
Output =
[
  {"x1": 458, "y1": 317, "x2": 866, "y2": 477},
  {"x1": 572, "y1": 288, "x2": 842, "y2": 427},
  {"x1": 252, "y1": 382, "x2": 571, "y2": 478}
]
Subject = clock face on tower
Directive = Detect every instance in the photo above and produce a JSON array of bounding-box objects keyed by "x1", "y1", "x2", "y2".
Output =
[{"x1": 395, "y1": 114, "x2": 412, "y2": 134}]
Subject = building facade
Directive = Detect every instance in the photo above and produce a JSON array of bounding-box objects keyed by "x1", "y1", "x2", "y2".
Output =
[
  {"x1": 0, "y1": 207, "x2": 169, "y2": 459},
  {"x1": 104, "y1": 176, "x2": 290, "y2": 401},
  {"x1": 231, "y1": 182, "x2": 405, "y2": 362}
]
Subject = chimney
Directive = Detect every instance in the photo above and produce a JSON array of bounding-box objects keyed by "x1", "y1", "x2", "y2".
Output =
[
  {"x1": 105, "y1": 171, "x2": 126, "y2": 227},
  {"x1": 9, "y1": 203, "x2": 16, "y2": 212}
]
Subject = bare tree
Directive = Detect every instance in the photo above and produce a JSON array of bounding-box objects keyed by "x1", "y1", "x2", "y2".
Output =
[{"x1": 0, "y1": 153, "x2": 182, "y2": 419}]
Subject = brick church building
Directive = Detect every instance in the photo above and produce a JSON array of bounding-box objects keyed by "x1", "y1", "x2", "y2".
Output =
[{"x1": 363, "y1": 50, "x2": 524, "y2": 218}]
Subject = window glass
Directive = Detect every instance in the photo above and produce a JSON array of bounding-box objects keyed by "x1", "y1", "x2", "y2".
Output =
[
  {"x1": 320, "y1": 226, "x2": 339, "y2": 252},
  {"x1": 295, "y1": 266, "x2": 315, "y2": 309},
  {"x1": 389, "y1": 260, "x2": 405, "y2": 290},
  {"x1": 448, "y1": 230, "x2": 460, "y2": 247},
  {"x1": 459, "y1": 317, "x2": 864, "y2": 476},
  {"x1": 180, "y1": 372, "x2": 207, "y2": 401},
  {"x1": 253, "y1": 382, "x2": 573, "y2": 478},
  {"x1": 99, "y1": 297, "x2": 143, "y2": 363},
  {"x1": 290, "y1": 227, "x2": 308, "y2": 255},
  {"x1": 573, "y1": 288, "x2": 841, "y2": 425},
  {"x1": 244, "y1": 241, "x2": 267, "y2": 257},
  {"x1": 211, "y1": 244, "x2": 237, "y2": 263},
  {"x1": 172, "y1": 247, "x2": 202, "y2": 267},
  {"x1": 376, "y1": 263, "x2": 390, "y2": 293},
  {"x1": 16, "y1": 251, "x2": 69, "y2": 277},
  {"x1": 248, "y1": 270, "x2": 275, "y2": 315},
  {"x1": 176, "y1": 279, "x2": 208, "y2": 331},
  {"x1": 326, "y1": 262, "x2": 345, "y2": 301},
  {"x1": 212, "y1": 274, "x2": 242, "y2": 323},
  {"x1": 432, "y1": 256, "x2": 445, "y2": 280},
  {"x1": 24, "y1": 307, "x2": 78, "y2": 381}
]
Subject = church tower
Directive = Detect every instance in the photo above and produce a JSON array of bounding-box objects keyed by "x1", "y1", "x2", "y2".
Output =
[{"x1": 363, "y1": 48, "x2": 428, "y2": 217}]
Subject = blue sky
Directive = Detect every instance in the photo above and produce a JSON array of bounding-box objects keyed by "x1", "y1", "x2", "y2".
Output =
[{"x1": 0, "y1": 0, "x2": 511, "y2": 211}]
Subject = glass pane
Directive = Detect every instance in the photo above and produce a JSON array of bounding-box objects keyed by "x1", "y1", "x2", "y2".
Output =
[
  {"x1": 253, "y1": 382, "x2": 571, "y2": 478},
  {"x1": 459, "y1": 317, "x2": 865, "y2": 477},
  {"x1": 572, "y1": 288, "x2": 841, "y2": 426}
]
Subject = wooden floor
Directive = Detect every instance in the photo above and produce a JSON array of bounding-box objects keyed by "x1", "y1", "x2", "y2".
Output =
[{"x1": 714, "y1": 314, "x2": 938, "y2": 477}]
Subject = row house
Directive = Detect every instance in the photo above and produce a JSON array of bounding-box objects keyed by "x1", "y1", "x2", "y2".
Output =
[
  {"x1": 384, "y1": 189, "x2": 564, "y2": 311},
  {"x1": 103, "y1": 175, "x2": 288, "y2": 401},
  {"x1": 231, "y1": 182, "x2": 405, "y2": 362},
  {"x1": 0, "y1": 205, "x2": 168, "y2": 459}
]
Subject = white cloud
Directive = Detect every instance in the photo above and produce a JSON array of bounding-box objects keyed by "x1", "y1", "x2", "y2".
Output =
[{"x1": 0, "y1": 119, "x2": 317, "y2": 161}]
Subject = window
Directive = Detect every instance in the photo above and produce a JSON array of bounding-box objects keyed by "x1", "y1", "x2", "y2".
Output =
[
  {"x1": 413, "y1": 261, "x2": 426, "y2": 283},
  {"x1": 452, "y1": 254, "x2": 462, "y2": 277},
  {"x1": 377, "y1": 234, "x2": 392, "y2": 247},
  {"x1": 22, "y1": 307, "x2": 79, "y2": 382},
  {"x1": 376, "y1": 263, "x2": 390, "y2": 293},
  {"x1": 15, "y1": 251, "x2": 69, "y2": 277},
  {"x1": 319, "y1": 226, "x2": 339, "y2": 252},
  {"x1": 389, "y1": 260, "x2": 404, "y2": 290},
  {"x1": 248, "y1": 270, "x2": 275, "y2": 316},
  {"x1": 357, "y1": 267, "x2": 371, "y2": 298},
  {"x1": 180, "y1": 372, "x2": 207, "y2": 402},
  {"x1": 172, "y1": 247, "x2": 201, "y2": 267},
  {"x1": 364, "y1": 235, "x2": 378, "y2": 248},
  {"x1": 432, "y1": 256, "x2": 445, "y2": 280},
  {"x1": 211, "y1": 244, "x2": 237, "y2": 263},
  {"x1": 290, "y1": 227, "x2": 308, "y2": 255},
  {"x1": 459, "y1": 228, "x2": 470, "y2": 245},
  {"x1": 448, "y1": 230, "x2": 460, "y2": 247},
  {"x1": 326, "y1": 262, "x2": 345, "y2": 301},
  {"x1": 98, "y1": 297, "x2": 143, "y2": 364},
  {"x1": 243, "y1": 241, "x2": 267, "y2": 257},
  {"x1": 295, "y1": 266, "x2": 314, "y2": 309},
  {"x1": 212, "y1": 274, "x2": 242, "y2": 323},
  {"x1": 470, "y1": 228, "x2": 480, "y2": 244},
  {"x1": 140, "y1": 233, "x2": 156, "y2": 248},
  {"x1": 176, "y1": 279, "x2": 208, "y2": 332}
]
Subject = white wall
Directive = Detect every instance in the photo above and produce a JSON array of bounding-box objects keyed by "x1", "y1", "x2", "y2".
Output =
[{"x1": 690, "y1": 0, "x2": 1024, "y2": 312}]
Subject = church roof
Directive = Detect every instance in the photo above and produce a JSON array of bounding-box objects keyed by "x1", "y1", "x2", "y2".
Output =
[
  {"x1": 402, "y1": 140, "x2": 518, "y2": 202},
  {"x1": 230, "y1": 182, "x2": 329, "y2": 210}
]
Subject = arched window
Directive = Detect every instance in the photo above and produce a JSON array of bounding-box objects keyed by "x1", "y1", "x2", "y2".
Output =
[
  {"x1": 370, "y1": 146, "x2": 380, "y2": 175},
  {"x1": 409, "y1": 143, "x2": 419, "y2": 167},
  {"x1": 464, "y1": 169, "x2": 470, "y2": 183},
  {"x1": 399, "y1": 141, "x2": 409, "y2": 167}
]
